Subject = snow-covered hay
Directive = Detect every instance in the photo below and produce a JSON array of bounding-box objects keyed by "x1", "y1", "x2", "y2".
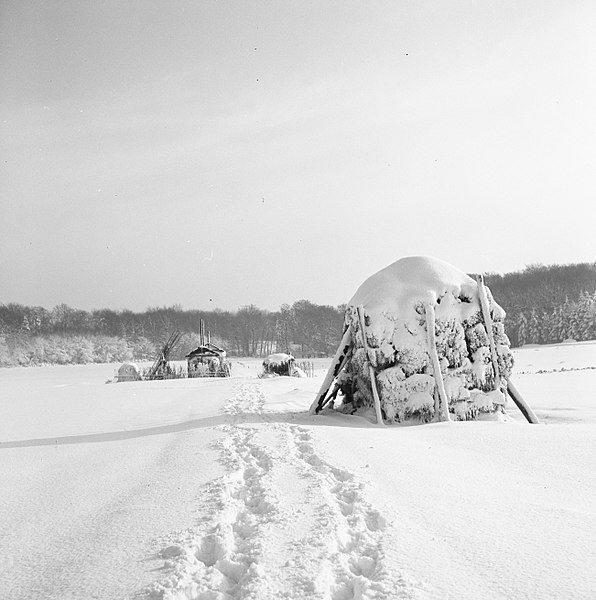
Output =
[
  {"x1": 312, "y1": 256, "x2": 516, "y2": 423},
  {"x1": 116, "y1": 362, "x2": 141, "y2": 382},
  {"x1": 262, "y1": 353, "x2": 295, "y2": 377}
]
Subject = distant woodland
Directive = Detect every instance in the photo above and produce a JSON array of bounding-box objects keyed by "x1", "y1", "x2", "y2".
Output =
[
  {"x1": 1, "y1": 262, "x2": 595, "y2": 367},
  {"x1": 484, "y1": 262, "x2": 596, "y2": 347}
]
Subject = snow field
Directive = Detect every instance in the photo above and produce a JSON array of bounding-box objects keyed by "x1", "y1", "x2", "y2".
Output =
[
  {"x1": 0, "y1": 427, "x2": 224, "y2": 599},
  {"x1": 150, "y1": 382, "x2": 415, "y2": 600},
  {"x1": 318, "y1": 418, "x2": 596, "y2": 600},
  {"x1": 0, "y1": 341, "x2": 595, "y2": 599}
]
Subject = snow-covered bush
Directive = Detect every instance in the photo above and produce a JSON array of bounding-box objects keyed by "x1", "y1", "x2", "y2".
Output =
[
  {"x1": 130, "y1": 336, "x2": 156, "y2": 361},
  {"x1": 0, "y1": 335, "x2": 12, "y2": 367}
]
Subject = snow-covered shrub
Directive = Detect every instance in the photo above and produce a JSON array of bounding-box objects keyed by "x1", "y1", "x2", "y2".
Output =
[
  {"x1": 0, "y1": 335, "x2": 14, "y2": 366},
  {"x1": 93, "y1": 336, "x2": 133, "y2": 363},
  {"x1": 72, "y1": 336, "x2": 96, "y2": 364},
  {"x1": 131, "y1": 336, "x2": 156, "y2": 361}
]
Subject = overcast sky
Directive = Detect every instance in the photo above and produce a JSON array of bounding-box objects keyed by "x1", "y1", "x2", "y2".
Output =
[{"x1": 1, "y1": 0, "x2": 595, "y2": 312}]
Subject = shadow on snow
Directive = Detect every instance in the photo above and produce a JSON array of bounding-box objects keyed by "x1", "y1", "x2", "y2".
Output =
[{"x1": 0, "y1": 408, "x2": 384, "y2": 449}]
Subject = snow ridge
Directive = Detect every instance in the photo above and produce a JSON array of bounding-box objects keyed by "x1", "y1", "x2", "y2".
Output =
[{"x1": 147, "y1": 382, "x2": 416, "y2": 600}]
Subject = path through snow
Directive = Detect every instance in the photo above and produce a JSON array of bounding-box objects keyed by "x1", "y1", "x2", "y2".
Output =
[{"x1": 148, "y1": 381, "x2": 416, "y2": 600}]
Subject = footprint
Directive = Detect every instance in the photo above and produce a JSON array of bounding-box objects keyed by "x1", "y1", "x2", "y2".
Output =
[
  {"x1": 297, "y1": 442, "x2": 314, "y2": 454},
  {"x1": 195, "y1": 533, "x2": 227, "y2": 567},
  {"x1": 365, "y1": 510, "x2": 387, "y2": 532},
  {"x1": 217, "y1": 557, "x2": 248, "y2": 585},
  {"x1": 233, "y1": 519, "x2": 257, "y2": 539},
  {"x1": 330, "y1": 467, "x2": 353, "y2": 482},
  {"x1": 350, "y1": 555, "x2": 377, "y2": 578},
  {"x1": 332, "y1": 485, "x2": 359, "y2": 504}
]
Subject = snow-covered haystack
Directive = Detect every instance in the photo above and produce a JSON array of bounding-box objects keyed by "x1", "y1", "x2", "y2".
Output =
[
  {"x1": 311, "y1": 256, "x2": 516, "y2": 423},
  {"x1": 262, "y1": 353, "x2": 300, "y2": 377},
  {"x1": 117, "y1": 362, "x2": 141, "y2": 382}
]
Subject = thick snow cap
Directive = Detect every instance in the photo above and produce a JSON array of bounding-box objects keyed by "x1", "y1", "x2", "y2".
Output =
[
  {"x1": 263, "y1": 353, "x2": 294, "y2": 366},
  {"x1": 262, "y1": 353, "x2": 296, "y2": 377},
  {"x1": 350, "y1": 256, "x2": 480, "y2": 327}
]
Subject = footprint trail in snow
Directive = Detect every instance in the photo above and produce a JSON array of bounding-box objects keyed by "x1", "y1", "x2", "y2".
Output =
[{"x1": 148, "y1": 382, "x2": 416, "y2": 600}]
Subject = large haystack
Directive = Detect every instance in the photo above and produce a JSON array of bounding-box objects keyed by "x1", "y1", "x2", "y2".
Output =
[{"x1": 310, "y1": 256, "x2": 537, "y2": 424}]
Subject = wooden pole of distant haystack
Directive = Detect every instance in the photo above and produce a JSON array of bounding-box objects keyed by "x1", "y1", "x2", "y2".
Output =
[
  {"x1": 309, "y1": 325, "x2": 353, "y2": 414},
  {"x1": 356, "y1": 306, "x2": 385, "y2": 426},
  {"x1": 200, "y1": 319, "x2": 205, "y2": 347},
  {"x1": 146, "y1": 330, "x2": 182, "y2": 380},
  {"x1": 425, "y1": 303, "x2": 451, "y2": 422}
]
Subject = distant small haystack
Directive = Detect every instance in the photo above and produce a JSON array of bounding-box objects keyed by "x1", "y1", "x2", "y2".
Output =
[
  {"x1": 262, "y1": 353, "x2": 295, "y2": 376},
  {"x1": 117, "y1": 362, "x2": 141, "y2": 382}
]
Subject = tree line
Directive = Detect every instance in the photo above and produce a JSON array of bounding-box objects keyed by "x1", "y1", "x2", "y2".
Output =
[
  {"x1": 484, "y1": 262, "x2": 596, "y2": 347},
  {"x1": 1, "y1": 262, "x2": 594, "y2": 367},
  {"x1": 0, "y1": 300, "x2": 345, "y2": 367}
]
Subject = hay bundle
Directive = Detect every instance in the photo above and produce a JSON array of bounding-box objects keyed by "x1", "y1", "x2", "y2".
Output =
[
  {"x1": 313, "y1": 256, "x2": 514, "y2": 422},
  {"x1": 117, "y1": 362, "x2": 141, "y2": 382},
  {"x1": 262, "y1": 353, "x2": 295, "y2": 376}
]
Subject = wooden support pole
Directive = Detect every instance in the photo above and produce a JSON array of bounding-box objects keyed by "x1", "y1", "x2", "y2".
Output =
[
  {"x1": 356, "y1": 306, "x2": 385, "y2": 426},
  {"x1": 309, "y1": 325, "x2": 353, "y2": 414},
  {"x1": 318, "y1": 382, "x2": 341, "y2": 412},
  {"x1": 477, "y1": 275, "x2": 539, "y2": 424},
  {"x1": 425, "y1": 303, "x2": 451, "y2": 422},
  {"x1": 476, "y1": 274, "x2": 502, "y2": 391},
  {"x1": 507, "y1": 378, "x2": 540, "y2": 424}
]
